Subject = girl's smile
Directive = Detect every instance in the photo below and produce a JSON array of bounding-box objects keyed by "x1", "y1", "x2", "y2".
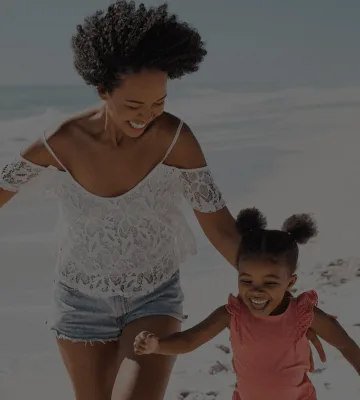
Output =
[{"x1": 238, "y1": 258, "x2": 297, "y2": 317}]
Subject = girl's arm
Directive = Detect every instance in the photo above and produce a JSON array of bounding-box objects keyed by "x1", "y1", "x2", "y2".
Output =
[
  {"x1": 311, "y1": 306, "x2": 360, "y2": 374},
  {"x1": 161, "y1": 115, "x2": 327, "y2": 362},
  {"x1": 134, "y1": 306, "x2": 229, "y2": 355}
]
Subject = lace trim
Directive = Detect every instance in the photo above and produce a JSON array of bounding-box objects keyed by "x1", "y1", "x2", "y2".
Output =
[
  {"x1": 0, "y1": 156, "x2": 46, "y2": 192},
  {"x1": 1, "y1": 155, "x2": 226, "y2": 297},
  {"x1": 295, "y1": 290, "x2": 318, "y2": 340},
  {"x1": 57, "y1": 252, "x2": 179, "y2": 297},
  {"x1": 179, "y1": 167, "x2": 226, "y2": 212}
]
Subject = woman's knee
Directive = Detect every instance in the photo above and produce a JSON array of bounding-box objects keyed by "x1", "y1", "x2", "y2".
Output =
[
  {"x1": 114, "y1": 315, "x2": 181, "y2": 400},
  {"x1": 115, "y1": 353, "x2": 177, "y2": 400}
]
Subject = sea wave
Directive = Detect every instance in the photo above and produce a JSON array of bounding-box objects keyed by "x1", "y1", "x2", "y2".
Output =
[
  {"x1": 1, "y1": 84, "x2": 360, "y2": 163},
  {"x1": 0, "y1": 107, "x2": 72, "y2": 158}
]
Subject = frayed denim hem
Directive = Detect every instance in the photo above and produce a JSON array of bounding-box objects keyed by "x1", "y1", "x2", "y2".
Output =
[{"x1": 52, "y1": 329, "x2": 120, "y2": 346}]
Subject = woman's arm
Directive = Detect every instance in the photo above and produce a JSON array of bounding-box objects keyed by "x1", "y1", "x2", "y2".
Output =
[
  {"x1": 0, "y1": 188, "x2": 17, "y2": 208},
  {"x1": 194, "y1": 207, "x2": 240, "y2": 268},
  {"x1": 0, "y1": 139, "x2": 50, "y2": 207},
  {"x1": 311, "y1": 306, "x2": 360, "y2": 374},
  {"x1": 164, "y1": 119, "x2": 240, "y2": 267},
  {"x1": 134, "y1": 306, "x2": 229, "y2": 355},
  {"x1": 0, "y1": 133, "x2": 64, "y2": 208},
  {"x1": 163, "y1": 116, "x2": 328, "y2": 363}
]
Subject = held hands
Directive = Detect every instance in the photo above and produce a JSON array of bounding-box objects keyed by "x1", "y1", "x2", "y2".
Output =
[{"x1": 134, "y1": 331, "x2": 159, "y2": 355}]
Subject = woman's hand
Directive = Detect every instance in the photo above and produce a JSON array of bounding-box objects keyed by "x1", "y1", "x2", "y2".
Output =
[
  {"x1": 306, "y1": 314, "x2": 338, "y2": 371},
  {"x1": 134, "y1": 331, "x2": 159, "y2": 355},
  {"x1": 310, "y1": 309, "x2": 360, "y2": 375},
  {"x1": 306, "y1": 327, "x2": 326, "y2": 371},
  {"x1": 286, "y1": 290, "x2": 329, "y2": 371}
]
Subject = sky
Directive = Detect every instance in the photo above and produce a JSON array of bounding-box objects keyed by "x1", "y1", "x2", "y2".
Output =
[{"x1": 0, "y1": 0, "x2": 359, "y2": 86}]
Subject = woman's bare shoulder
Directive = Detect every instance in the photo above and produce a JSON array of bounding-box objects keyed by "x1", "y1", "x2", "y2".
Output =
[
  {"x1": 156, "y1": 112, "x2": 207, "y2": 169},
  {"x1": 156, "y1": 111, "x2": 190, "y2": 138},
  {"x1": 21, "y1": 108, "x2": 101, "y2": 169}
]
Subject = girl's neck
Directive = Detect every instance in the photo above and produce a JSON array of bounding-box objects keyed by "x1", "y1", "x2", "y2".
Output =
[{"x1": 269, "y1": 295, "x2": 291, "y2": 316}]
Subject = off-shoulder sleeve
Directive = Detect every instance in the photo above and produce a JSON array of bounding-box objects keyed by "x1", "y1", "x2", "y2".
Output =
[
  {"x1": 0, "y1": 156, "x2": 48, "y2": 192},
  {"x1": 295, "y1": 290, "x2": 318, "y2": 340},
  {"x1": 178, "y1": 166, "x2": 226, "y2": 212}
]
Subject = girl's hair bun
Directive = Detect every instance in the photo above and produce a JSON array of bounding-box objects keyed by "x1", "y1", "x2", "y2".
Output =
[
  {"x1": 281, "y1": 213, "x2": 318, "y2": 244},
  {"x1": 236, "y1": 207, "x2": 267, "y2": 234}
]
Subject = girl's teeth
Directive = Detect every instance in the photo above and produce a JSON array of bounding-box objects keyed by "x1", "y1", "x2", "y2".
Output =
[
  {"x1": 129, "y1": 121, "x2": 146, "y2": 129},
  {"x1": 250, "y1": 298, "x2": 269, "y2": 311},
  {"x1": 251, "y1": 299, "x2": 267, "y2": 304}
]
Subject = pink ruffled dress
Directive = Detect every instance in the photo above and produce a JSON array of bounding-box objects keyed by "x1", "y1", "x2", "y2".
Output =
[{"x1": 226, "y1": 291, "x2": 318, "y2": 400}]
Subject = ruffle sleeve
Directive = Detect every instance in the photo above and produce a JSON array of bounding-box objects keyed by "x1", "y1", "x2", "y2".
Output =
[
  {"x1": 295, "y1": 290, "x2": 318, "y2": 340},
  {"x1": 225, "y1": 294, "x2": 243, "y2": 333}
]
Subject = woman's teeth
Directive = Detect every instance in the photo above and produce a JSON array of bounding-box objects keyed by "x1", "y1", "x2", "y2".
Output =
[{"x1": 129, "y1": 121, "x2": 146, "y2": 129}]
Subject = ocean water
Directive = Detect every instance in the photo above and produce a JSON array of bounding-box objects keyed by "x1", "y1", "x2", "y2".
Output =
[
  {"x1": 0, "y1": 82, "x2": 293, "y2": 180},
  {"x1": 2, "y1": 83, "x2": 356, "y2": 203},
  {"x1": 1, "y1": 82, "x2": 351, "y2": 216},
  {"x1": 0, "y1": 81, "x2": 290, "y2": 122}
]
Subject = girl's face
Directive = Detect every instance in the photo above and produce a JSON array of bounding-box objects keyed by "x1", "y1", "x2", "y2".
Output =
[
  {"x1": 237, "y1": 258, "x2": 297, "y2": 317},
  {"x1": 99, "y1": 69, "x2": 167, "y2": 138}
]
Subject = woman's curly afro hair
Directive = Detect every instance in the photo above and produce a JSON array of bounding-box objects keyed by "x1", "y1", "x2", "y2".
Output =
[{"x1": 71, "y1": 1, "x2": 207, "y2": 92}]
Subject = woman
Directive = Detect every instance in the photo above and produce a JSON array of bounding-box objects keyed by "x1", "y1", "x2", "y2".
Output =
[{"x1": 0, "y1": 2, "x2": 326, "y2": 399}]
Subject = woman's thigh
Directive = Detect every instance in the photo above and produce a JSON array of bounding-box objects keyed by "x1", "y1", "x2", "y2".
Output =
[
  {"x1": 57, "y1": 339, "x2": 121, "y2": 400},
  {"x1": 114, "y1": 272, "x2": 185, "y2": 399},
  {"x1": 51, "y1": 272, "x2": 184, "y2": 399},
  {"x1": 56, "y1": 316, "x2": 180, "y2": 400},
  {"x1": 114, "y1": 315, "x2": 181, "y2": 400},
  {"x1": 50, "y1": 281, "x2": 124, "y2": 399}
]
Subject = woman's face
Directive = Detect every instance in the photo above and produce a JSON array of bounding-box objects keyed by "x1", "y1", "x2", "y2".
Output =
[{"x1": 99, "y1": 69, "x2": 168, "y2": 138}]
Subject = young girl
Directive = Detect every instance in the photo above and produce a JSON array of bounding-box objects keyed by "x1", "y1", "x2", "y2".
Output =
[{"x1": 133, "y1": 208, "x2": 360, "y2": 399}]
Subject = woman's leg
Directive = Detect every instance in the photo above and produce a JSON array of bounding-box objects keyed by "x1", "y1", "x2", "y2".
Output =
[
  {"x1": 57, "y1": 339, "x2": 121, "y2": 400},
  {"x1": 114, "y1": 315, "x2": 181, "y2": 400},
  {"x1": 51, "y1": 281, "x2": 124, "y2": 400},
  {"x1": 56, "y1": 315, "x2": 180, "y2": 400},
  {"x1": 52, "y1": 272, "x2": 183, "y2": 399},
  {"x1": 112, "y1": 271, "x2": 184, "y2": 399}
]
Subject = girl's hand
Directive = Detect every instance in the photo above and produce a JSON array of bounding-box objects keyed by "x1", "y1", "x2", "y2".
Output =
[{"x1": 134, "y1": 331, "x2": 159, "y2": 355}]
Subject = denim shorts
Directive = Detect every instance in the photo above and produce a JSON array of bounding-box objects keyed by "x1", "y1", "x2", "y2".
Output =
[{"x1": 49, "y1": 271, "x2": 184, "y2": 343}]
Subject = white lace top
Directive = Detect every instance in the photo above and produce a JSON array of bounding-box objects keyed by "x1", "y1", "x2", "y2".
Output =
[{"x1": 0, "y1": 121, "x2": 226, "y2": 298}]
